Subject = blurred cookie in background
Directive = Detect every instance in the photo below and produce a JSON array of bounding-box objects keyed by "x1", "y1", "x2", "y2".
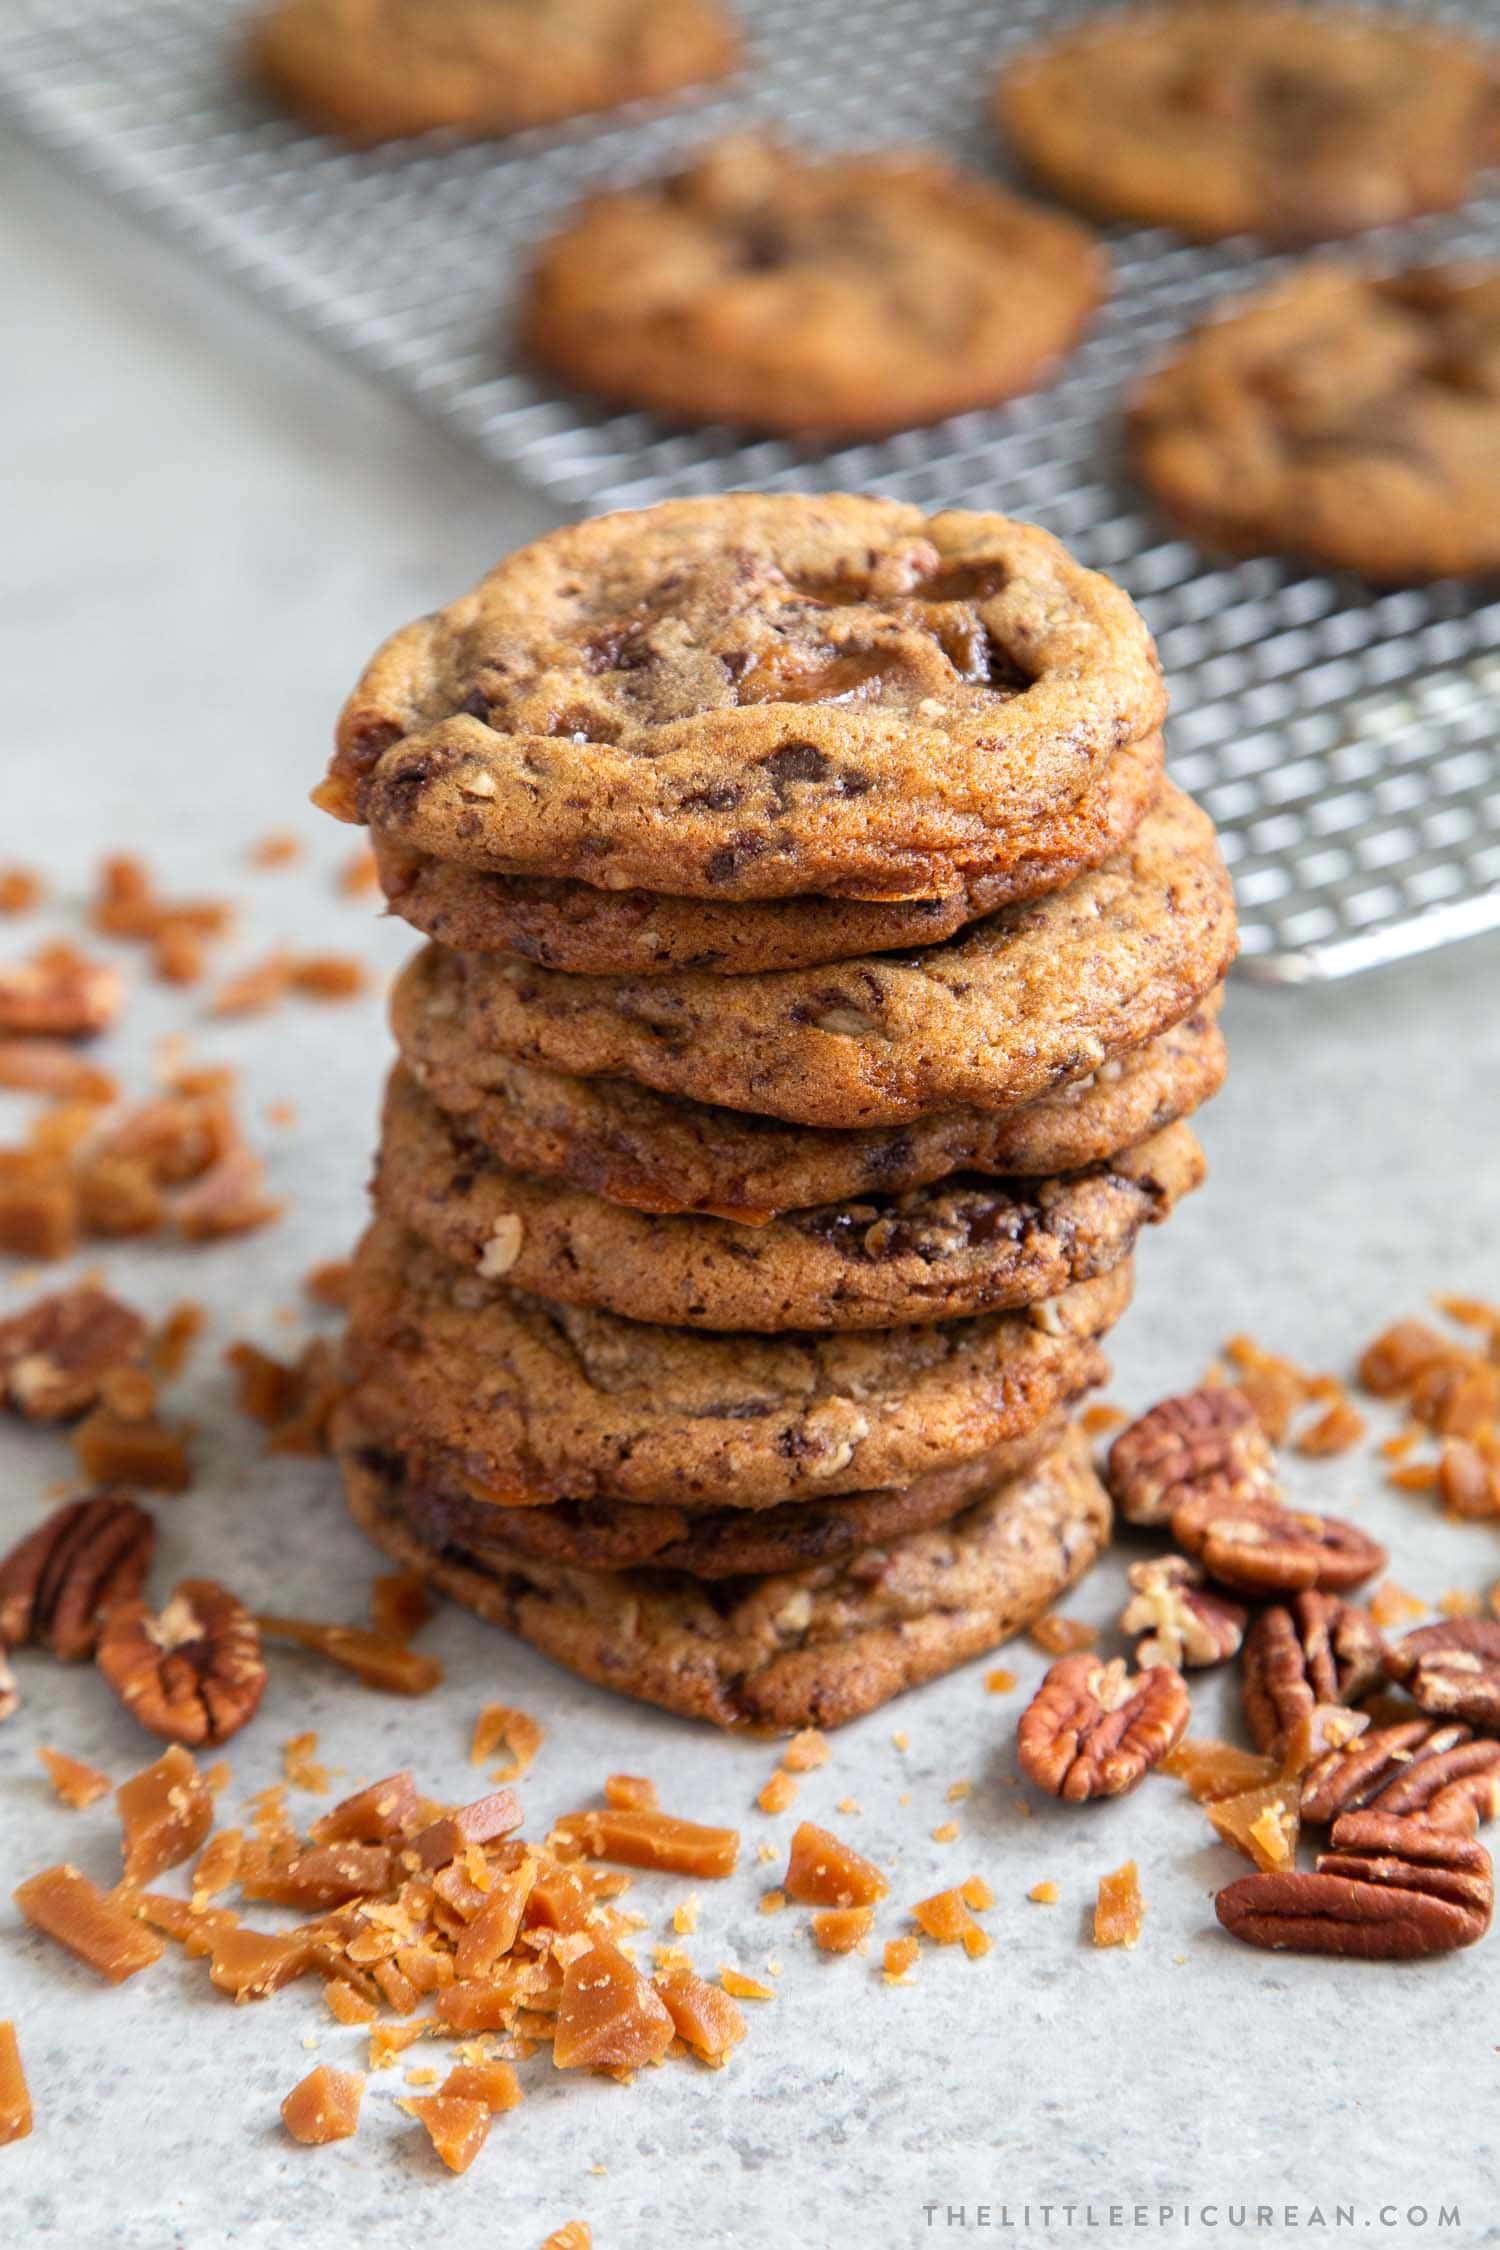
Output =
[
  {"x1": 249, "y1": 0, "x2": 741, "y2": 142},
  {"x1": 521, "y1": 133, "x2": 1107, "y2": 438},
  {"x1": 996, "y1": 5, "x2": 1499, "y2": 244},
  {"x1": 1131, "y1": 263, "x2": 1500, "y2": 583}
]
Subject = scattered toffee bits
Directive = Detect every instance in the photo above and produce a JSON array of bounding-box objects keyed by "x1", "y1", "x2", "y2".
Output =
[{"x1": 0, "y1": 940, "x2": 122, "y2": 1039}]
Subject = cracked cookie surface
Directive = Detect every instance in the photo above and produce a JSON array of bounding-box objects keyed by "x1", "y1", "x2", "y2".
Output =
[
  {"x1": 377, "y1": 1065, "x2": 1201, "y2": 1331},
  {"x1": 997, "y1": 5, "x2": 1498, "y2": 245},
  {"x1": 250, "y1": 0, "x2": 739, "y2": 140},
  {"x1": 522, "y1": 132, "x2": 1106, "y2": 438},
  {"x1": 395, "y1": 991, "x2": 1226, "y2": 1220},
  {"x1": 1133, "y1": 263, "x2": 1500, "y2": 582},
  {"x1": 370, "y1": 730, "x2": 1163, "y2": 975},
  {"x1": 322, "y1": 496, "x2": 1166, "y2": 903},
  {"x1": 388, "y1": 786, "x2": 1234, "y2": 1129},
  {"x1": 342, "y1": 1217, "x2": 1130, "y2": 1510},
  {"x1": 340, "y1": 1420, "x2": 1111, "y2": 1728}
]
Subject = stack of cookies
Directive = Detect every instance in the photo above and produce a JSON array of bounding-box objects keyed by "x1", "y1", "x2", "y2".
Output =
[{"x1": 315, "y1": 496, "x2": 1237, "y2": 1731}]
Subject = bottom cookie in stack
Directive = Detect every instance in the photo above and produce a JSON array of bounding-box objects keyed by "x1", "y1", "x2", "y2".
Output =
[{"x1": 337, "y1": 1416, "x2": 1110, "y2": 1731}]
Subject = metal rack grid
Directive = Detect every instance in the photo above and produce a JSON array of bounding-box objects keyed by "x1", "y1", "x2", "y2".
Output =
[{"x1": 3, "y1": 0, "x2": 1499, "y2": 981}]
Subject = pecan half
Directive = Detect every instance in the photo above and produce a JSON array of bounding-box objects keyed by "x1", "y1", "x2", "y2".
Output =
[
  {"x1": 1217, "y1": 1812, "x2": 1491, "y2": 1958},
  {"x1": 1390, "y1": 1619, "x2": 1500, "y2": 1729},
  {"x1": 1106, "y1": 1387, "x2": 1275, "y2": 1528},
  {"x1": 1300, "y1": 1719, "x2": 1471, "y2": 1826},
  {"x1": 96, "y1": 1577, "x2": 266, "y2": 1745},
  {"x1": 1171, "y1": 1490, "x2": 1384, "y2": 1597},
  {"x1": 1368, "y1": 1738, "x2": 1500, "y2": 1833},
  {"x1": 0, "y1": 1495, "x2": 155, "y2": 1662},
  {"x1": 0, "y1": 1286, "x2": 148, "y2": 1422},
  {"x1": 1119, "y1": 1555, "x2": 1245, "y2": 1669},
  {"x1": 1017, "y1": 1653, "x2": 1190, "y2": 1802},
  {"x1": 1241, "y1": 1593, "x2": 1390, "y2": 1756}
]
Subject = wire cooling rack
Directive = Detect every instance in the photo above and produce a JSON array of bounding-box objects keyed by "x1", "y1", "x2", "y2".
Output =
[{"x1": 3, "y1": 0, "x2": 1499, "y2": 981}]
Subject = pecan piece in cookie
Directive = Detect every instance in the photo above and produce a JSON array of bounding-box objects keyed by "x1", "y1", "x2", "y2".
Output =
[
  {"x1": 1241, "y1": 1593, "x2": 1390, "y2": 1756},
  {"x1": 1171, "y1": 1490, "x2": 1384, "y2": 1598},
  {"x1": 1105, "y1": 1387, "x2": 1274, "y2": 1528},
  {"x1": 1389, "y1": 1619, "x2": 1500, "y2": 1730},
  {"x1": 0, "y1": 1285, "x2": 148, "y2": 1422},
  {"x1": 97, "y1": 1578, "x2": 266, "y2": 1746},
  {"x1": 1119, "y1": 1555, "x2": 1245, "y2": 1670},
  {"x1": 1017, "y1": 1652, "x2": 1190, "y2": 1802},
  {"x1": 0, "y1": 1495, "x2": 155, "y2": 1664},
  {"x1": 1300, "y1": 1719, "x2": 1472, "y2": 1827},
  {"x1": 1217, "y1": 1812, "x2": 1492, "y2": 1959}
]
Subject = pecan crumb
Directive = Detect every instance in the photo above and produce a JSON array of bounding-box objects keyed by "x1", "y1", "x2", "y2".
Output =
[{"x1": 0, "y1": 1283, "x2": 148, "y2": 1422}]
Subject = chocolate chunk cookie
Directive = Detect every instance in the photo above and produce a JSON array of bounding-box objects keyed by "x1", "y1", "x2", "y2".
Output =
[
  {"x1": 342, "y1": 1217, "x2": 1130, "y2": 1509},
  {"x1": 339, "y1": 1403, "x2": 1075, "y2": 1579},
  {"x1": 1132, "y1": 263, "x2": 1500, "y2": 583},
  {"x1": 388, "y1": 787, "x2": 1234, "y2": 1130},
  {"x1": 396, "y1": 991, "x2": 1226, "y2": 1220},
  {"x1": 369, "y1": 731, "x2": 1164, "y2": 975},
  {"x1": 320, "y1": 497, "x2": 1166, "y2": 904},
  {"x1": 250, "y1": 0, "x2": 740, "y2": 142},
  {"x1": 521, "y1": 132, "x2": 1107, "y2": 438},
  {"x1": 339, "y1": 1421, "x2": 1112, "y2": 1728},
  {"x1": 377, "y1": 1066, "x2": 1202, "y2": 1331},
  {"x1": 997, "y1": 6, "x2": 1499, "y2": 245}
]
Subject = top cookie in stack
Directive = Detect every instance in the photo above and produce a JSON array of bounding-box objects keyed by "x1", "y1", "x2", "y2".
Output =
[{"x1": 317, "y1": 496, "x2": 1237, "y2": 1730}]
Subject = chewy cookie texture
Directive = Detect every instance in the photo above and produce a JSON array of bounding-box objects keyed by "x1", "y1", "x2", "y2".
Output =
[{"x1": 319, "y1": 496, "x2": 1235, "y2": 1726}]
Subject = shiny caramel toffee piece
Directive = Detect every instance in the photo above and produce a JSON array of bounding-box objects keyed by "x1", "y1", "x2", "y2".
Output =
[
  {"x1": 376, "y1": 1064, "x2": 1202, "y2": 1331},
  {"x1": 368, "y1": 730, "x2": 1165, "y2": 977},
  {"x1": 249, "y1": 0, "x2": 740, "y2": 142},
  {"x1": 1132, "y1": 264, "x2": 1500, "y2": 584},
  {"x1": 336, "y1": 1402, "x2": 1078, "y2": 1581},
  {"x1": 388, "y1": 788, "x2": 1234, "y2": 1131},
  {"x1": 997, "y1": 5, "x2": 1500, "y2": 246},
  {"x1": 338, "y1": 1425, "x2": 1112, "y2": 1729},
  {"x1": 522, "y1": 133, "x2": 1107, "y2": 440},
  {"x1": 322, "y1": 497, "x2": 1166, "y2": 904},
  {"x1": 395, "y1": 990, "x2": 1226, "y2": 1220},
  {"x1": 341, "y1": 1216, "x2": 1130, "y2": 1511}
]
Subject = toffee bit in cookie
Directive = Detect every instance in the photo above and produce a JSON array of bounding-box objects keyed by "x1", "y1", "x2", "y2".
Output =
[
  {"x1": 0, "y1": 941, "x2": 122, "y2": 1040},
  {"x1": 14, "y1": 1863, "x2": 166, "y2": 1983},
  {"x1": 36, "y1": 1745, "x2": 111, "y2": 1810},
  {"x1": 281, "y1": 2063, "x2": 363, "y2": 2145},
  {"x1": 0, "y1": 2021, "x2": 31, "y2": 2143},
  {"x1": 1092, "y1": 1861, "x2": 1144, "y2": 1950}
]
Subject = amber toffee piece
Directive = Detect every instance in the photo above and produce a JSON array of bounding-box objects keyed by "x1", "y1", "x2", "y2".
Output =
[
  {"x1": 281, "y1": 2064, "x2": 364, "y2": 2145},
  {"x1": 0, "y1": 2022, "x2": 31, "y2": 2144},
  {"x1": 14, "y1": 1864, "x2": 165, "y2": 1983},
  {"x1": 324, "y1": 496, "x2": 1166, "y2": 903}
]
